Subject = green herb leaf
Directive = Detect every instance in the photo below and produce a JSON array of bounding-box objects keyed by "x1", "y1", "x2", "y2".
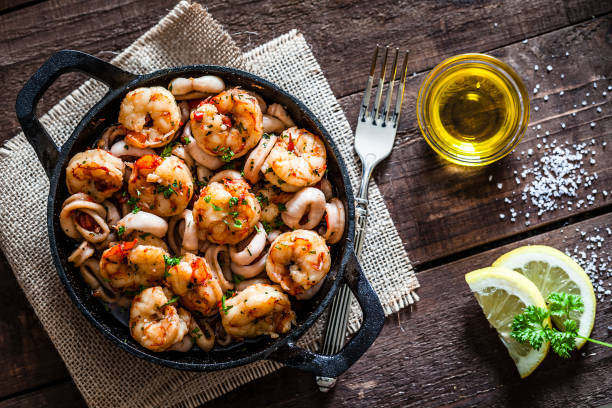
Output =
[{"x1": 161, "y1": 295, "x2": 179, "y2": 308}]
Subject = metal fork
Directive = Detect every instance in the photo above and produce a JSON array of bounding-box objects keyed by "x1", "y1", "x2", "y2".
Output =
[{"x1": 316, "y1": 46, "x2": 409, "y2": 392}]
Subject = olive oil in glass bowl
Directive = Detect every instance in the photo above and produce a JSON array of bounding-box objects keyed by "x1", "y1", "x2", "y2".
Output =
[{"x1": 417, "y1": 54, "x2": 529, "y2": 166}]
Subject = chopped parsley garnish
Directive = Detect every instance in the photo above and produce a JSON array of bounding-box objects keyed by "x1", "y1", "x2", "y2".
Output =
[
  {"x1": 203, "y1": 195, "x2": 212, "y2": 203},
  {"x1": 217, "y1": 147, "x2": 235, "y2": 162},
  {"x1": 261, "y1": 220, "x2": 272, "y2": 233},
  {"x1": 212, "y1": 203, "x2": 222, "y2": 211},
  {"x1": 131, "y1": 206, "x2": 141, "y2": 214},
  {"x1": 163, "y1": 255, "x2": 182, "y2": 277},
  {"x1": 233, "y1": 219, "x2": 243, "y2": 228},
  {"x1": 220, "y1": 295, "x2": 233, "y2": 314},
  {"x1": 277, "y1": 203, "x2": 287, "y2": 212},
  {"x1": 161, "y1": 295, "x2": 179, "y2": 308},
  {"x1": 256, "y1": 192, "x2": 269, "y2": 205},
  {"x1": 229, "y1": 197, "x2": 239, "y2": 207},
  {"x1": 232, "y1": 274, "x2": 244, "y2": 285},
  {"x1": 160, "y1": 142, "x2": 177, "y2": 157},
  {"x1": 156, "y1": 184, "x2": 176, "y2": 198},
  {"x1": 117, "y1": 225, "x2": 125, "y2": 237},
  {"x1": 127, "y1": 196, "x2": 140, "y2": 206}
]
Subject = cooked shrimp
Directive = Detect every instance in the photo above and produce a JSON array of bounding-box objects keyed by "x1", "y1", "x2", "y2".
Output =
[
  {"x1": 165, "y1": 253, "x2": 223, "y2": 316},
  {"x1": 66, "y1": 149, "x2": 125, "y2": 202},
  {"x1": 261, "y1": 127, "x2": 326, "y2": 192},
  {"x1": 266, "y1": 230, "x2": 331, "y2": 295},
  {"x1": 281, "y1": 187, "x2": 326, "y2": 230},
  {"x1": 168, "y1": 75, "x2": 225, "y2": 100},
  {"x1": 319, "y1": 198, "x2": 345, "y2": 244},
  {"x1": 119, "y1": 86, "x2": 181, "y2": 148},
  {"x1": 128, "y1": 154, "x2": 194, "y2": 217},
  {"x1": 99, "y1": 238, "x2": 169, "y2": 291},
  {"x1": 253, "y1": 185, "x2": 293, "y2": 225},
  {"x1": 220, "y1": 283, "x2": 295, "y2": 338},
  {"x1": 129, "y1": 286, "x2": 190, "y2": 352},
  {"x1": 182, "y1": 122, "x2": 224, "y2": 170},
  {"x1": 60, "y1": 193, "x2": 110, "y2": 243},
  {"x1": 190, "y1": 88, "x2": 263, "y2": 160},
  {"x1": 243, "y1": 133, "x2": 277, "y2": 184},
  {"x1": 193, "y1": 179, "x2": 260, "y2": 245}
]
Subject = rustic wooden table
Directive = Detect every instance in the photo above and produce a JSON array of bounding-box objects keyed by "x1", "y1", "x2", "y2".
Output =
[{"x1": 1, "y1": 0, "x2": 610, "y2": 407}]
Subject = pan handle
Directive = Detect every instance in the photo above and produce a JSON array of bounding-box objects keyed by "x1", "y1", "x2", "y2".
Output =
[
  {"x1": 15, "y1": 50, "x2": 137, "y2": 177},
  {"x1": 267, "y1": 247, "x2": 384, "y2": 377}
]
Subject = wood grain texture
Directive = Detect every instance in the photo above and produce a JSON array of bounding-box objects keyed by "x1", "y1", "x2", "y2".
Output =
[
  {"x1": 202, "y1": 213, "x2": 612, "y2": 408},
  {"x1": 0, "y1": 380, "x2": 85, "y2": 408},
  {"x1": 1, "y1": 0, "x2": 611, "y2": 141},
  {"x1": 338, "y1": 16, "x2": 612, "y2": 266},
  {"x1": 0, "y1": 250, "x2": 69, "y2": 399},
  {"x1": 0, "y1": 0, "x2": 611, "y2": 406},
  {"x1": 3, "y1": 214, "x2": 609, "y2": 408}
]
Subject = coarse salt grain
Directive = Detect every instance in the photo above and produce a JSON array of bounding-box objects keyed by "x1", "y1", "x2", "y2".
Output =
[
  {"x1": 546, "y1": 65, "x2": 553, "y2": 71},
  {"x1": 534, "y1": 65, "x2": 539, "y2": 71}
]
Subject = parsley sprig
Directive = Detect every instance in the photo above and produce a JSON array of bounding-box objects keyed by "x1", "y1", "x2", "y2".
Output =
[{"x1": 511, "y1": 292, "x2": 612, "y2": 358}]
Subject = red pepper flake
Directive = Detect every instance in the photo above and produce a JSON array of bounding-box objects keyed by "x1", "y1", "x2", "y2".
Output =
[
  {"x1": 287, "y1": 134, "x2": 295, "y2": 152},
  {"x1": 193, "y1": 111, "x2": 204, "y2": 122}
]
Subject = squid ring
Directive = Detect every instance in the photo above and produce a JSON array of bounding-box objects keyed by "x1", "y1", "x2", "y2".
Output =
[
  {"x1": 281, "y1": 187, "x2": 326, "y2": 230},
  {"x1": 60, "y1": 193, "x2": 110, "y2": 243},
  {"x1": 243, "y1": 134, "x2": 278, "y2": 184},
  {"x1": 231, "y1": 253, "x2": 268, "y2": 279},
  {"x1": 116, "y1": 211, "x2": 168, "y2": 238},
  {"x1": 168, "y1": 209, "x2": 199, "y2": 254},
  {"x1": 267, "y1": 103, "x2": 295, "y2": 128},
  {"x1": 229, "y1": 223, "x2": 267, "y2": 265},
  {"x1": 110, "y1": 140, "x2": 156, "y2": 158},
  {"x1": 208, "y1": 170, "x2": 243, "y2": 184},
  {"x1": 319, "y1": 198, "x2": 345, "y2": 244},
  {"x1": 102, "y1": 200, "x2": 121, "y2": 227},
  {"x1": 236, "y1": 277, "x2": 271, "y2": 292},
  {"x1": 97, "y1": 125, "x2": 126, "y2": 150},
  {"x1": 168, "y1": 75, "x2": 225, "y2": 97},
  {"x1": 204, "y1": 245, "x2": 234, "y2": 292},
  {"x1": 262, "y1": 114, "x2": 285, "y2": 133},
  {"x1": 68, "y1": 241, "x2": 95, "y2": 267}
]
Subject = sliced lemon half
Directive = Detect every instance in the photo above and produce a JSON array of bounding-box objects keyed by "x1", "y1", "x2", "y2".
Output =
[
  {"x1": 465, "y1": 267, "x2": 549, "y2": 378},
  {"x1": 493, "y1": 245, "x2": 596, "y2": 349}
]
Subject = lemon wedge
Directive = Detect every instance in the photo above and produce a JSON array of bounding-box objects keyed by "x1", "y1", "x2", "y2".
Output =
[
  {"x1": 465, "y1": 267, "x2": 549, "y2": 378},
  {"x1": 493, "y1": 245, "x2": 596, "y2": 349}
]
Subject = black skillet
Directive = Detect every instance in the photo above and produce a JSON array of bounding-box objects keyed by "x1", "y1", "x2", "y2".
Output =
[{"x1": 15, "y1": 50, "x2": 384, "y2": 377}]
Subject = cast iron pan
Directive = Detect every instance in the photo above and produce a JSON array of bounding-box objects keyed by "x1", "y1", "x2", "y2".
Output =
[{"x1": 15, "y1": 50, "x2": 384, "y2": 376}]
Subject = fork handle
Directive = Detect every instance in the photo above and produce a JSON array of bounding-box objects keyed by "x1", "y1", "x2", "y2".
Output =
[{"x1": 315, "y1": 160, "x2": 375, "y2": 391}]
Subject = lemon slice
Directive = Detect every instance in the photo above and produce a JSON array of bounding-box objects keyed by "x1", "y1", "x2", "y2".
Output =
[
  {"x1": 465, "y1": 267, "x2": 549, "y2": 378},
  {"x1": 493, "y1": 245, "x2": 596, "y2": 349}
]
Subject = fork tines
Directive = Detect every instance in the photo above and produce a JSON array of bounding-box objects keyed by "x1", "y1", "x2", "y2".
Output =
[{"x1": 359, "y1": 45, "x2": 409, "y2": 128}]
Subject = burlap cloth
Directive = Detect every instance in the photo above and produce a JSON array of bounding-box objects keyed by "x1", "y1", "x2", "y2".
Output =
[{"x1": 0, "y1": 2, "x2": 419, "y2": 407}]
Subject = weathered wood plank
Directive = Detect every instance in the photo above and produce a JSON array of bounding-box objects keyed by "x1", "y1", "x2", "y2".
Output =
[
  {"x1": 4, "y1": 214, "x2": 610, "y2": 406},
  {"x1": 0, "y1": 0, "x2": 44, "y2": 13},
  {"x1": 0, "y1": 251, "x2": 70, "y2": 399},
  {"x1": 1, "y1": 0, "x2": 611, "y2": 142},
  {"x1": 338, "y1": 16, "x2": 612, "y2": 266},
  {"x1": 0, "y1": 380, "x2": 85, "y2": 408},
  {"x1": 202, "y1": 213, "x2": 612, "y2": 408}
]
